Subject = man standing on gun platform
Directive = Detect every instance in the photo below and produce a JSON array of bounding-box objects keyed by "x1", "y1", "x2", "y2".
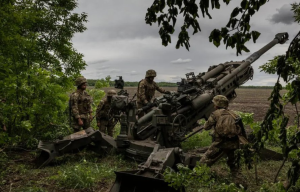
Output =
[
  {"x1": 136, "y1": 69, "x2": 170, "y2": 118},
  {"x1": 70, "y1": 76, "x2": 93, "y2": 132}
]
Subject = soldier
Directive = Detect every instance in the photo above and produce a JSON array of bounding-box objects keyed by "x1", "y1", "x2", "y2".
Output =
[
  {"x1": 199, "y1": 95, "x2": 247, "y2": 187},
  {"x1": 70, "y1": 76, "x2": 93, "y2": 132},
  {"x1": 96, "y1": 89, "x2": 117, "y2": 136},
  {"x1": 136, "y1": 69, "x2": 170, "y2": 118}
]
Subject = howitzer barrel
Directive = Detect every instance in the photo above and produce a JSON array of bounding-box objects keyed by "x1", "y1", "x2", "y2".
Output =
[
  {"x1": 245, "y1": 33, "x2": 289, "y2": 63},
  {"x1": 197, "y1": 64, "x2": 225, "y2": 85},
  {"x1": 191, "y1": 92, "x2": 214, "y2": 110},
  {"x1": 217, "y1": 32, "x2": 288, "y2": 87},
  {"x1": 137, "y1": 110, "x2": 156, "y2": 126}
]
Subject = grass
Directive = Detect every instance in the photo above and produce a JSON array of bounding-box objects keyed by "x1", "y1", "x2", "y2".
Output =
[
  {"x1": 1, "y1": 151, "x2": 138, "y2": 192},
  {"x1": 0, "y1": 122, "x2": 295, "y2": 192},
  {"x1": 51, "y1": 154, "x2": 135, "y2": 190},
  {"x1": 163, "y1": 158, "x2": 290, "y2": 192},
  {"x1": 1, "y1": 145, "x2": 293, "y2": 192},
  {"x1": 181, "y1": 130, "x2": 212, "y2": 151}
]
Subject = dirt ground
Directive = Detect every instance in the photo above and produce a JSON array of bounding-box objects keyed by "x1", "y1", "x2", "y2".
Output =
[{"x1": 102, "y1": 87, "x2": 299, "y2": 124}]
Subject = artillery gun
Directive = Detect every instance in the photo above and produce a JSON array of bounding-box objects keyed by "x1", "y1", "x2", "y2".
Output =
[{"x1": 36, "y1": 33, "x2": 289, "y2": 192}]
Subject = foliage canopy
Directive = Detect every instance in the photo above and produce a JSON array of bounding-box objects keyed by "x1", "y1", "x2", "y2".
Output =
[
  {"x1": 146, "y1": 0, "x2": 270, "y2": 55},
  {"x1": 0, "y1": 0, "x2": 87, "y2": 145}
]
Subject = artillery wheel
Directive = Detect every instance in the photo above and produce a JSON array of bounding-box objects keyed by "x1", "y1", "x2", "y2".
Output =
[{"x1": 172, "y1": 114, "x2": 187, "y2": 139}]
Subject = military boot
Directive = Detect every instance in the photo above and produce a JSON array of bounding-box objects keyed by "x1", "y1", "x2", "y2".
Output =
[{"x1": 230, "y1": 165, "x2": 248, "y2": 189}]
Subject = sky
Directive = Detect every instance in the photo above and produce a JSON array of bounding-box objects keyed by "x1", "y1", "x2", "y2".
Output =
[{"x1": 72, "y1": 0, "x2": 299, "y2": 86}]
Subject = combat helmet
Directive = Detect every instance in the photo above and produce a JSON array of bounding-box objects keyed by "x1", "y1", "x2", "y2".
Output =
[
  {"x1": 75, "y1": 76, "x2": 87, "y2": 86},
  {"x1": 212, "y1": 95, "x2": 229, "y2": 108},
  {"x1": 145, "y1": 69, "x2": 157, "y2": 78},
  {"x1": 107, "y1": 90, "x2": 117, "y2": 97}
]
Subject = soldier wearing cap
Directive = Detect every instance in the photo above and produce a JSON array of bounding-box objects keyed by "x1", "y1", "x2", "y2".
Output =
[
  {"x1": 96, "y1": 89, "x2": 117, "y2": 136},
  {"x1": 136, "y1": 69, "x2": 170, "y2": 118},
  {"x1": 70, "y1": 76, "x2": 93, "y2": 132},
  {"x1": 199, "y1": 95, "x2": 247, "y2": 188}
]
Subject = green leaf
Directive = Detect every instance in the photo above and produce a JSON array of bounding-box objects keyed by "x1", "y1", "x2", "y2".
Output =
[
  {"x1": 251, "y1": 31, "x2": 261, "y2": 43},
  {"x1": 248, "y1": 8, "x2": 255, "y2": 16},
  {"x1": 230, "y1": 7, "x2": 240, "y2": 18},
  {"x1": 221, "y1": 27, "x2": 229, "y2": 36},
  {"x1": 241, "y1": 45, "x2": 250, "y2": 52},
  {"x1": 223, "y1": 0, "x2": 231, "y2": 5},
  {"x1": 240, "y1": 0, "x2": 249, "y2": 9}
]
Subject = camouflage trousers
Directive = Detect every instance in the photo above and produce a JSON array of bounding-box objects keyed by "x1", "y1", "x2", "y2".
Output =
[
  {"x1": 200, "y1": 140, "x2": 247, "y2": 188},
  {"x1": 72, "y1": 117, "x2": 90, "y2": 133},
  {"x1": 199, "y1": 141, "x2": 239, "y2": 174},
  {"x1": 99, "y1": 120, "x2": 116, "y2": 137}
]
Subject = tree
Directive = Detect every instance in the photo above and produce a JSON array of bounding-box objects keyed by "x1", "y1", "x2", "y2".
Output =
[
  {"x1": 0, "y1": 0, "x2": 87, "y2": 146},
  {"x1": 251, "y1": 2, "x2": 300, "y2": 190},
  {"x1": 145, "y1": 0, "x2": 271, "y2": 55}
]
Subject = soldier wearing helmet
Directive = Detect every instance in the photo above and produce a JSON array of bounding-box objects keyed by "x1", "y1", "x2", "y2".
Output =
[
  {"x1": 69, "y1": 76, "x2": 93, "y2": 132},
  {"x1": 136, "y1": 69, "x2": 171, "y2": 118},
  {"x1": 96, "y1": 89, "x2": 117, "y2": 136},
  {"x1": 199, "y1": 95, "x2": 247, "y2": 188}
]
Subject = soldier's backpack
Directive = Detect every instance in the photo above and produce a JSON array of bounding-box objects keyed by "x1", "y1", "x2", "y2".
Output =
[{"x1": 214, "y1": 109, "x2": 242, "y2": 138}]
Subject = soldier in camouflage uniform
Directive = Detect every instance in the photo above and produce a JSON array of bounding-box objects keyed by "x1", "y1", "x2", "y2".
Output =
[
  {"x1": 136, "y1": 69, "x2": 170, "y2": 118},
  {"x1": 96, "y1": 90, "x2": 117, "y2": 136},
  {"x1": 70, "y1": 77, "x2": 93, "y2": 132},
  {"x1": 199, "y1": 95, "x2": 247, "y2": 187}
]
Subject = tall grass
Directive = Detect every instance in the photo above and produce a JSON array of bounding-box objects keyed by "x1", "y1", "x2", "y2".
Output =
[
  {"x1": 51, "y1": 155, "x2": 137, "y2": 190},
  {"x1": 181, "y1": 130, "x2": 212, "y2": 151}
]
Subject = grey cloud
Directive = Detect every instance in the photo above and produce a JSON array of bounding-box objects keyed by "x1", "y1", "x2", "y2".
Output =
[
  {"x1": 171, "y1": 58, "x2": 192, "y2": 64},
  {"x1": 129, "y1": 71, "x2": 139, "y2": 76},
  {"x1": 82, "y1": 72, "x2": 96, "y2": 75},
  {"x1": 108, "y1": 69, "x2": 121, "y2": 73},
  {"x1": 73, "y1": 0, "x2": 297, "y2": 85},
  {"x1": 87, "y1": 59, "x2": 109, "y2": 65},
  {"x1": 74, "y1": 1, "x2": 159, "y2": 43},
  {"x1": 185, "y1": 67, "x2": 195, "y2": 70},
  {"x1": 270, "y1": 4, "x2": 294, "y2": 24},
  {"x1": 170, "y1": 76, "x2": 182, "y2": 80},
  {"x1": 97, "y1": 66, "x2": 110, "y2": 70}
]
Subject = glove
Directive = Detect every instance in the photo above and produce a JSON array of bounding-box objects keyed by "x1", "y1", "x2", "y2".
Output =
[{"x1": 165, "y1": 91, "x2": 171, "y2": 94}]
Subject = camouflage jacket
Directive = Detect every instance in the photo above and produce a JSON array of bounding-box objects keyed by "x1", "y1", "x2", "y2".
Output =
[
  {"x1": 204, "y1": 109, "x2": 239, "y2": 149},
  {"x1": 70, "y1": 89, "x2": 92, "y2": 119},
  {"x1": 136, "y1": 79, "x2": 166, "y2": 105},
  {"x1": 96, "y1": 98, "x2": 111, "y2": 122}
]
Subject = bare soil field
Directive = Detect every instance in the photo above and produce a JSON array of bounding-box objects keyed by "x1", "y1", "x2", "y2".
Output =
[{"x1": 101, "y1": 87, "x2": 299, "y2": 124}]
